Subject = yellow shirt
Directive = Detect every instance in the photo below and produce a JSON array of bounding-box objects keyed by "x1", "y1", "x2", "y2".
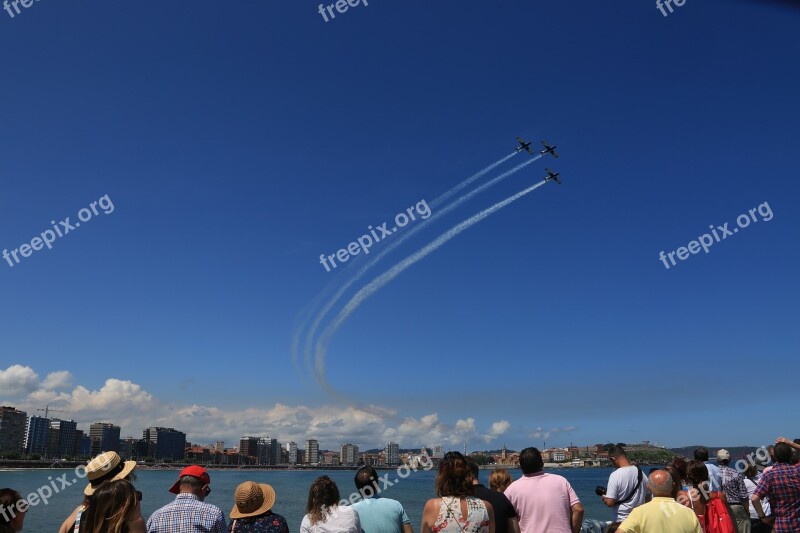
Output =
[{"x1": 619, "y1": 497, "x2": 703, "y2": 533}]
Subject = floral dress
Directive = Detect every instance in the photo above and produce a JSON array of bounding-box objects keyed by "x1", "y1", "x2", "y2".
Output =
[
  {"x1": 432, "y1": 497, "x2": 490, "y2": 533},
  {"x1": 229, "y1": 511, "x2": 290, "y2": 533}
]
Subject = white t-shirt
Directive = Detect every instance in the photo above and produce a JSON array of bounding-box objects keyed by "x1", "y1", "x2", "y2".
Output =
[
  {"x1": 300, "y1": 505, "x2": 361, "y2": 533},
  {"x1": 606, "y1": 466, "x2": 650, "y2": 521},
  {"x1": 744, "y1": 477, "x2": 771, "y2": 519}
]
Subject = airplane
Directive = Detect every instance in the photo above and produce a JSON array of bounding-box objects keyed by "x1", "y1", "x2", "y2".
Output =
[
  {"x1": 540, "y1": 141, "x2": 559, "y2": 158},
  {"x1": 544, "y1": 168, "x2": 562, "y2": 185},
  {"x1": 516, "y1": 136, "x2": 534, "y2": 154}
]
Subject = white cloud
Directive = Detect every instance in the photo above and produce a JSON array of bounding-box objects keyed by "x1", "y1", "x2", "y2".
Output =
[
  {"x1": 0, "y1": 364, "x2": 39, "y2": 397},
  {"x1": 3, "y1": 364, "x2": 549, "y2": 450},
  {"x1": 41, "y1": 371, "x2": 73, "y2": 390}
]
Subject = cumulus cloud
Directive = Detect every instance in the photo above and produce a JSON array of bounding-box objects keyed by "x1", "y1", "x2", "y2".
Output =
[
  {"x1": 41, "y1": 371, "x2": 73, "y2": 390},
  {"x1": 482, "y1": 420, "x2": 511, "y2": 443},
  {"x1": 2, "y1": 364, "x2": 555, "y2": 450},
  {"x1": 0, "y1": 365, "x2": 39, "y2": 397},
  {"x1": 529, "y1": 425, "x2": 577, "y2": 442}
]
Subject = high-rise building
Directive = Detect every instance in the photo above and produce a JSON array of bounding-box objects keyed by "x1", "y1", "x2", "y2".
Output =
[
  {"x1": 432, "y1": 445, "x2": 444, "y2": 460},
  {"x1": 296, "y1": 449, "x2": 305, "y2": 464},
  {"x1": 240, "y1": 436, "x2": 260, "y2": 462},
  {"x1": 214, "y1": 441, "x2": 225, "y2": 453},
  {"x1": 0, "y1": 406, "x2": 27, "y2": 454},
  {"x1": 287, "y1": 442, "x2": 298, "y2": 465},
  {"x1": 24, "y1": 415, "x2": 51, "y2": 456},
  {"x1": 90, "y1": 423, "x2": 121, "y2": 455},
  {"x1": 386, "y1": 442, "x2": 400, "y2": 466},
  {"x1": 143, "y1": 427, "x2": 186, "y2": 460},
  {"x1": 340, "y1": 444, "x2": 359, "y2": 466},
  {"x1": 305, "y1": 439, "x2": 319, "y2": 464},
  {"x1": 48, "y1": 419, "x2": 77, "y2": 458},
  {"x1": 257, "y1": 438, "x2": 270, "y2": 465},
  {"x1": 269, "y1": 438, "x2": 281, "y2": 465}
]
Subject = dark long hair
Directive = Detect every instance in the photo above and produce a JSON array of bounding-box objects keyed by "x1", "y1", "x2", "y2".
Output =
[
  {"x1": 435, "y1": 452, "x2": 473, "y2": 497},
  {"x1": 0, "y1": 489, "x2": 22, "y2": 533},
  {"x1": 686, "y1": 459, "x2": 711, "y2": 502},
  {"x1": 306, "y1": 476, "x2": 341, "y2": 525}
]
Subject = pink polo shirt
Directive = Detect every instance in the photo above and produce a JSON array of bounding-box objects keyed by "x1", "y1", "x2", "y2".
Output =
[{"x1": 504, "y1": 472, "x2": 581, "y2": 533}]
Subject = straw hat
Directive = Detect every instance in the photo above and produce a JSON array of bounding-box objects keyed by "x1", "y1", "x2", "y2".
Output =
[
  {"x1": 84, "y1": 451, "x2": 137, "y2": 495},
  {"x1": 230, "y1": 481, "x2": 276, "y2": 519}
]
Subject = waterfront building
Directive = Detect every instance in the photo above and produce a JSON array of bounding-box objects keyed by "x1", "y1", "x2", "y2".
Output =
[
  {"x1": 386, "y1": 442, "x2": 400, "y2": 466},
  {"x1": 287, "y1": 441, "x2": 298, "y2": 465},
  {"x1": 24, "y1": 415, "x2": 50, "y2": 455},
  {"x1": 240, "y1": 436, "x2": 260, "y2": 463},
  {"x1": 257, "y1": 437, "x2": 270, "y2": 465},
  {"x1": 269, "y1": 437, "x2": 280, "y2": 465},
  {"x1": 0, "y1": 406, "x2": 27, "y2": 454},
  {"x1": 340, "y1": 443, "x2": 359, "y2": 466},
  {"x1": 48, "y1": 419, "x2": 77, "y2": 458},
  {"x1": 305, "y1": 439, "x2": 319, "y2": 464},
  {"x1": 90, "y1": 422, "x2": 121, "y2": 455},
  {"x1": 143, "y1": 426, "x2": 186, "y2": 460}
]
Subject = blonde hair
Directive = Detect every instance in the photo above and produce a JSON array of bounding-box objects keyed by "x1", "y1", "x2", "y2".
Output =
[{"x1": 489, "y1": 468, "x2": 513, "y2": 492}]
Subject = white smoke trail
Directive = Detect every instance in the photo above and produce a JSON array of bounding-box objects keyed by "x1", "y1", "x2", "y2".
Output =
[
  {"x1": 431, "y1": 151, "x2": 517, "y2": 207},
  {"x1": 291, "y1": 151, "x2": 519, "y2": 373},
  {"x1": 314, "y1": 178, "x2": 551, "y2": 389},
  {"x1": 301, "y1": 154, "x2": 542, "y2": 377}
]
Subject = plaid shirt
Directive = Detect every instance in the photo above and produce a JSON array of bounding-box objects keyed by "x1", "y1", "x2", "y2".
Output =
[
  {"x1": 719, "y1": 464, "x2": 748, "y2": 504},
  {"x1": 147, "y1": 493, "x2": 228, "y2": 533},
  {"x1": 754, "y1": 463, "x2": 800, "y2": 533}
]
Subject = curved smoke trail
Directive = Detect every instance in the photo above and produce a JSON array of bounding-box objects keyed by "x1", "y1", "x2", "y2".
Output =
[
  {"x1": 314, "y1": 178, "x2": 551, "y2": 389},
  {"x1": 290, "y1": 152, "x2": 517, "y2": 374},
  {"x1": 300, "y1": 154, "x2": 542, "y2": 378}
]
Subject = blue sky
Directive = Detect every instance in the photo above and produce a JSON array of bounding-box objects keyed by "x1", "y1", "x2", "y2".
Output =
[{"x1": 1, "y1": 0, "x2": 798, "y2": 452}]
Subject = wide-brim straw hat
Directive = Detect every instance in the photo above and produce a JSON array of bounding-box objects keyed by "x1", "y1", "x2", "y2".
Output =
[
  {"x1": 84, "y1": 451, "x2": 137, "y2": 495},
  {"x1": 230, "y1": 481, "x2": 276, "y2": 519}
]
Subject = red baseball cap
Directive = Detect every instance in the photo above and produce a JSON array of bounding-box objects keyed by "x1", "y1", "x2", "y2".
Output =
[{"x1": 169, "y1": 465, "x2": 211, "y2": 494}]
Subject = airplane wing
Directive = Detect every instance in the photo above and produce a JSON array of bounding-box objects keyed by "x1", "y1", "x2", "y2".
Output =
[
  {"x1": 517, "y1": 136, "x2": 525, "y2": 143},
  {"x1": 525, "y1": 146, "x2": 534, "y2": 154}
]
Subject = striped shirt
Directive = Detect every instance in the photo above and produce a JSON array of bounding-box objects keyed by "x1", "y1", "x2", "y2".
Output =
[{"x1": 147, "y1": 493, "x2": 228, "y2": 533}]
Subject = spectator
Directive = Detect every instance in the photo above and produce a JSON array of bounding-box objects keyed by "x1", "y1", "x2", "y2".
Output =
[
  {"x1": 421, "y1": 452, "x2": 493, "y2": 533},
  {"x1": 78, "y1": 479, "x2": 141, "y2": 533},
  {"x1": 618, "y1": 470, "x2": 702, "y2": 533},
  {"x1": 300, "y1": 476, "x2": 360, "y2": 533},
  {"x1": 742, "y1": 464, "x2": 771, "y2": 533},
  {"x1": 504, "y1": 447, "x2": 583, "y2": 533},
  {"x1": 752, "y1": 442, "x2": 800, "y2": 533},
  {"x1": 672, "y1": 458, "x2": 690, "y2": 490},
  {"x1": 147, "y1": 465, "x2": 227, "y2": 533},
  {"x1": 466, "y1": 459, "x2": 518, "y2": 533},
  {"x1": 59, "y1": 451, "x2": 144, "y2": 533},
  {"x1": 716, "y1": 449, "x2": 751, "y2": 533},
  {"x1": 600, "y1": 446, "x2": 649, "y2": 523},
  {"x1": 228, "y1": 481, "x2": 289, "y2": 533},
  {"x1": 0, "y1": 489, "x2": 25, "y2": 533},
  {"x1": 695, "y1": 448, "x2": 722, "y2": 492},
  {"x1": 677, "y1": 460, "x2": 731, "y2": 528},
  {"x1": 351, "y1": 466, "x2": 412, "y2": 533},
  {"x1": 489, "y1": 470, "x2": 513, "y2": 494}
]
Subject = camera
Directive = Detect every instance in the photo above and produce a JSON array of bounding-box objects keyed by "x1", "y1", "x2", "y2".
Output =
[{"x1": 595, "y1": 486, "x2": 607, "y2": 496}]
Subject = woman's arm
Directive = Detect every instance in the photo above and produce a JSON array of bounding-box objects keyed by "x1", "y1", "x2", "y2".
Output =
[
  {"x1": 484, "y1": 501, "x2": 495, "y2": 533},
  {"x1": 421, "y1": 499, "x2": 439, "y2": 533},
  {"x1": 58, "y1": 505, "x2": 82, "y2": 533}
]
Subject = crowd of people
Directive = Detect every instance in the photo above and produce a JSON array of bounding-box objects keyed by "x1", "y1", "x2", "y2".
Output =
[{"x1": 1, "y1": 438, "x2": 798, "y2": 533}]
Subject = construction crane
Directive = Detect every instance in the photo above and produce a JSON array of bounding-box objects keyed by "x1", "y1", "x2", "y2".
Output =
[{"x1": 37, "y1": 405, "x2": 67, "y2": 419}]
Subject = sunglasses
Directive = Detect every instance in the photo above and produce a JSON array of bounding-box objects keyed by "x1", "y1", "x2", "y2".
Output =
[
  {"x1": 136, "y1": 490, "x2": 143, "y2": 501},
  {"x1": 203, "y1": 485, "x2": 211, "y2": 496}
]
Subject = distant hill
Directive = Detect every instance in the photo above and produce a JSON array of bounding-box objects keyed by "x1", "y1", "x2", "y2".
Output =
[{"x1": 670, "y1": 445, "x2": 764, "y2": 460}]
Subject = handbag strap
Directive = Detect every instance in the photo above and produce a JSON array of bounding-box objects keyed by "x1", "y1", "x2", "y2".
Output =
[{"x1": 616, "y1": 467, "x2": 644, "y2": 504}]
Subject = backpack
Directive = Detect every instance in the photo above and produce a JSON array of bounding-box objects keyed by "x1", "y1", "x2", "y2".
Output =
[{"x1": 703, "y1": 496, "x2": 735, "y2": 533}]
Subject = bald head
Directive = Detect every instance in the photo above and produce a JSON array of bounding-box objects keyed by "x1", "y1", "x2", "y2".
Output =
[{"x1": 647, "y1": 470, "x2": 674, "y2": 497}]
